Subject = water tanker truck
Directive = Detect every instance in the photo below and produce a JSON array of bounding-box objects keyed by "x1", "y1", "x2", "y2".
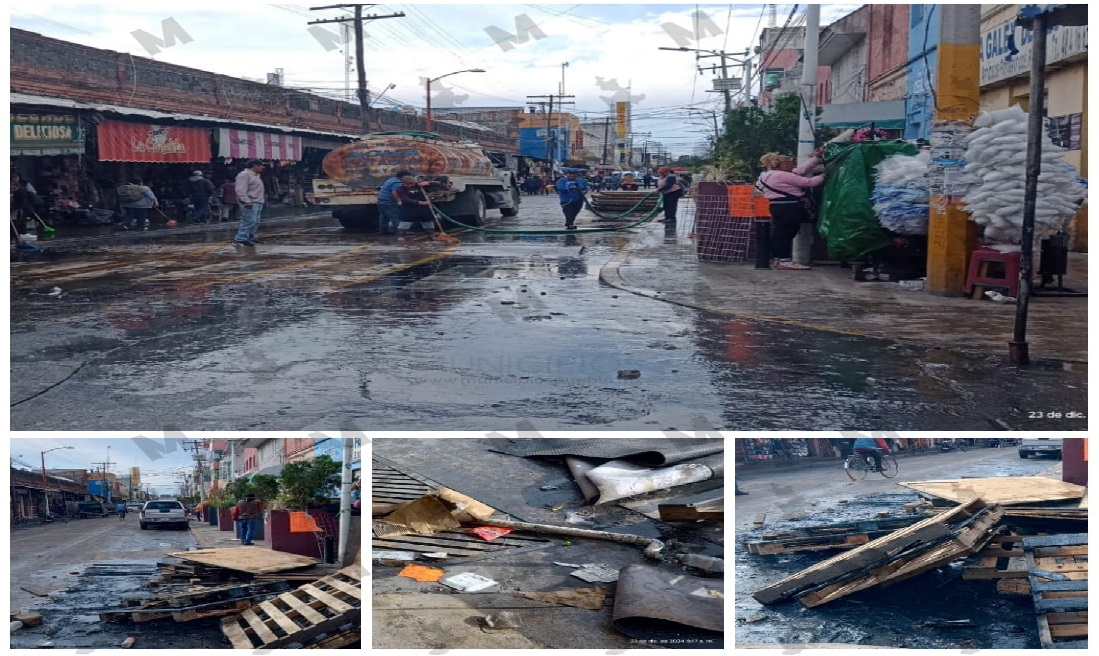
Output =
[{"x1": 308, "y1": 132, "x2": 520, "y2": 230}]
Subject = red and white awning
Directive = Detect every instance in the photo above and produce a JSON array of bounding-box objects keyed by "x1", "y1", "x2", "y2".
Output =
[{"x1": 218, "y1": 128, "x2": 302, "y2": 161}]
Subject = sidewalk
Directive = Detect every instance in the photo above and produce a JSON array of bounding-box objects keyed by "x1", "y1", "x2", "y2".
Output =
[
  {"x1": 601, "y1": 219, "x2": 1088, "y2": 363},
  {"x1": 735, "y1": 448, "x2": 944, "y2": 479},
  {"x1": 16, "y1": 205, "x2": 331, "y2": 254},
  {"x1": 188, "y1": 517, "x2": 264, "y2": 549}
]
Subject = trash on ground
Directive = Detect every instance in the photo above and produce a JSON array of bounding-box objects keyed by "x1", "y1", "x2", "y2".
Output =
[
  {"x1": 918, "y1": 619, "x2": 977, "y2": 629},
  {"x1": 380, "y1": 494, "x2": 461, "y2": 535},
  {"x1": 517, "y1": 586, "x2": 608, "y2": 610},
  {"x1": 658, "y1": 496, "x2": 724, "y2": 522},
  {"x1": 11, "y1": 612, "x2": 42, "y2": 627},
  {"x1": 439, "y1": 572, "x2": 498, "y2": 593},
  {"x1": 371, "y1": 550, "x2": 417, "y2": 566},
  {"x1": 468, "y1": 526, "x2": 514, "y2": 541},
  {"x1": 570, "y1": 564, "x2": 620, "y2": 583},
  {"x1": 99, "y1": 581, "x2": 292, "y2": 623},
  {"x1": 481, "y1": 611, "x2": 523, "y2": 630},
  {"x1": 420, "y1": 552, "x2": 449, "y2": 560},
  {"x1": 397, "y1": 564, "x2": 445, "y2": 582},
  {"x1": 613, "y1": 564, "x2": 724, "y2": 635}
]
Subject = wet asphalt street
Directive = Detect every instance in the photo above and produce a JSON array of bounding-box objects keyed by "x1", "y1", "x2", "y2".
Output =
[
  {"x1": 9, "y1": 514, "x2": 232, "y2": 648},
  {"x1": 10, "y1": 196, "x2": 1087, "y2": 430},
  {"x1": 735, "y1": 447, "x2": 1066, "y2": 648}
]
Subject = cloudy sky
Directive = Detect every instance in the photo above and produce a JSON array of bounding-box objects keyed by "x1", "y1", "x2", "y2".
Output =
[
  {"x1": 10, "y1": 2, "x2": 859, "y2": 156},
  {"x1": 10, "y1": 437, "x2": 202, "y2": 496}
]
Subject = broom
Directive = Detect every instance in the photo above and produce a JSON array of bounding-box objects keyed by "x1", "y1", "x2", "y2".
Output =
[
  {"x1": 31, "y1": 212, "x2": 56, "y2": 233},
  {"x1": 153, "y1": 206, "x2": 178, "y2": 227},
  {"x1": 423, "y1": 186, "x2": 460, "y2": 244}
]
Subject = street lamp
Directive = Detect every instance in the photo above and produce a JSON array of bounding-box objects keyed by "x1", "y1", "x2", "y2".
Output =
[
  {"x1": 425, "y1": 68, "x2": 486, "y2": 132},
  {"x1": 41, "y1": 446, "x2": 74, "y2": 515}
]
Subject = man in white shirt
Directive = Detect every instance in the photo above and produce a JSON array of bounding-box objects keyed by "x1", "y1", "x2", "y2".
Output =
[{"x1": 233, "y1": 159, "x2": 266, "y2": 246}]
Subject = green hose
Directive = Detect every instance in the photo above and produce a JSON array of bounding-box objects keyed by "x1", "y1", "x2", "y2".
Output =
[{"x1": 434, "y1": 190, "x2": 666, "y2": 235}]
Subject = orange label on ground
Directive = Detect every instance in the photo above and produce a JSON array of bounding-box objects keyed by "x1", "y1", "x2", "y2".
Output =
[{"x1": 398, "y1": 563, "x2": 445, "y2": 582}]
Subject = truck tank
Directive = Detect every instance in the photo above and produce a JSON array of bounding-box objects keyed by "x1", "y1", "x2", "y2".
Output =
[{"x1": 322, "y1": 133, "x2": 496, "y2": 188}]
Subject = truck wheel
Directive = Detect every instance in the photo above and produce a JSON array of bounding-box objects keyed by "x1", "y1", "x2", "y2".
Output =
[
  {"x1": 461, "y1": 190, "x2": 487, "y2": 226},
  {"x1": 334, "y1": 207, "x2": 380, "y2": 232},
  {"x1": 500, "y1": 189, "x2": 520, "y2": 217}
]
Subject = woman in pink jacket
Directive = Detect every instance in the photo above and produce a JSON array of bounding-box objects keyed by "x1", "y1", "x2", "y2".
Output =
[{"x1": 756, "y1": 149, "x2": 825, "y2": 270}]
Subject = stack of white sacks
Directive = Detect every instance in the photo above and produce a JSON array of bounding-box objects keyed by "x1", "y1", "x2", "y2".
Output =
[
  {"x1": 962, "y1": 105, "x2": 1086, "y2": 243},
  {"x1": 872, "y1": 151, "x2": 932, "y2": 235}
]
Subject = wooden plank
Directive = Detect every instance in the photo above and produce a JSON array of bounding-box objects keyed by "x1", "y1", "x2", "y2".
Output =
[
  {"x1": 1079, "y1": 488, "x2": 1087, "y2": 509},
  {"x1": 898, "y1": 477, "x2": 1086, "y2": 506},
  {"x1": 240, "y1": 608, "x2": 279, "y2": 645},
  {"x1": 256, "y1": 600, "x2": 301, "y2": 637},
  {"x1": 298, "y1": 584, "x2": 354, "y2": 612},
  {"x1": 280, "y1": 593, "x2": 328, "y2": 625},
  {"x1": 304, "y1": 628, "x2": 360, "y2": 649},
  {"x1": 997, "y1": 578, "x2": 1031, "y2": 595},
  {"x1": 753, "y1": 513, "x2": 766, "y2": 528},
  {"x1": 172, "y1": 600, "x2": 252, "y2": 622},
  {"x1": 322, "y1": 578, "x2": 362, "y2": 599},
  {"x1": 220, "y1": 617, "x2": 256, "y2": 649},
  {"x1": 1022, "y1": 533, "x2": 1090, "y2": 548},
  {"x1": 1049, "y1": 623, "x2": 1088, "y2": 638},
  {"x1": 658, "y1": 497, "x2": 723, "y2": 521},
  {"x1": 753, "y1": 500, "x2": 992, "y2": 606},
  {"x1": 166, "y1": 547, "x2": 318, "y2": 575}
]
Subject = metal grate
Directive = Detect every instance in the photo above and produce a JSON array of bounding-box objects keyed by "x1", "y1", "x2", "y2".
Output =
[{"x1": 371, "y1": 456, "x2": 552, "y2": 560}]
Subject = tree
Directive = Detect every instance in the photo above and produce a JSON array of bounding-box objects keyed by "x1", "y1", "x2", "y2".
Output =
[
  {"x1": 277, "y1": 456, "x2": 342, "y2": 510},
  {"x1": 717, "y1": 94, "x2": 837, "y2": 180}
]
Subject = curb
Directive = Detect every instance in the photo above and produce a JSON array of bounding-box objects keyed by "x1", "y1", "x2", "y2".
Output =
[
  {"x1": 598, "y1": 246, "x2": 1084, "y2": 364},
  {"x1": 19, "y1": 210, "x2": 334, "y2": 253}
]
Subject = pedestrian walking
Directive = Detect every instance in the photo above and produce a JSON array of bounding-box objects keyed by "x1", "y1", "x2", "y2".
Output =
[
  {"x1": 656, "y1": 167, "x2": 684, "y2": 224},
  {"x1": 116, "y1": 502, "x2": 127, "y2": 520},
  {"x1": 643, "y1": 171, "x2": 654, "y2": 189},
  {"x1": 188, "y1": 171, "x2": 216, "y2": 224},
  {"x1": 116, "y1": 177, "x2": 159, "y2": 231},
  {"x1": 377, "y1": 169, "x2": 411, "y2": 235},
  {"x1": 233, "y1": 160, "x2": 266, "y2": 247},
  {"x1": 217, "y1": 179, "x2": 238, "y2": 222},
  {"x1": 555, "y1": 170, "x2": 589, "y2": 230},
  {"x1": 234, "y1": 493, "x2": 263, "y2": 546},
  {"x1": 755, "y1": 149, "x2": 825, "y2": 270},
  {"x1": 392, "y1": 176, "x2": 443, "y2": 243}
]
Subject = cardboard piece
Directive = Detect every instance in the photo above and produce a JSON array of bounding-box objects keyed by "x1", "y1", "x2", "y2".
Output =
[
  {"x1": 435, "y1": 488, "x2": 495, "y2": 520},
  {"x1": 517, "y1": 587, "x2": 608, "y2": 610},
  {"x1": 382, "y1": 495, "x2": 461, "y2": 535}
]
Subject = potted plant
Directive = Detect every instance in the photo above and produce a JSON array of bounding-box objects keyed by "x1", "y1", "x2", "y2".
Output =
[
  {"x1": 266, "y1": 456, "x2": 341, "y2": 558},
  {"x1": 203, "y1": 489, "x2": 236, "y2": 532}
]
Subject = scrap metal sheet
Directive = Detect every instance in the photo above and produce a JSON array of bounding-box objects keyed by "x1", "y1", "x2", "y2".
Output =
[
  {"x1": 489, "y1": 438, "x2": 725, "y2": 467},
  {"x1": 612, "y1": 564, "x2": 723, "y2": 641}
]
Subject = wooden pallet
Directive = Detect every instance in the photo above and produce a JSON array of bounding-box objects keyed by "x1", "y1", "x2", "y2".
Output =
[
  {"x1": 220, "y1": 566, "x2": 361, "y2": 649},
  {"x1": 753, "y1": 499, "x2": 1004, "y2": 607},
  {"x1": 963, "y1": 534, "x2": 1030, "y2": 580},
  {"x1": 1022, "y1": 534, "x2": 1088, "y2": 649},
  {"x1": 744, "y1": 517, "x2": 922, "y2": 555}
]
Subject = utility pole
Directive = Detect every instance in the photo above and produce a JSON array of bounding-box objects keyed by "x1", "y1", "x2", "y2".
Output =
[
  {"x1": 661, "y1": 47, "x2": 750, "y2": 113},
  {"x1": 926, "y1": 5, "x2": 980, "y2": 296},
  {"x1": 309, "y1": 4, "x2": 406, "y2": 136},
  {"x1": 792, "y1": 4, "x2": 820, "y2": 266},
  {"x1": 602, "y1": 116, "x2": 610, "y2": 165},
  {"x1": 527, "y1": 93, "x2": 575, "y2": 173}
]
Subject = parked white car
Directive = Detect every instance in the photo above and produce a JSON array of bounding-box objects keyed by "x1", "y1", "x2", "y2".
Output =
[
  {"x1": 1018, "y1": 438, "x2": 1063, "y2": 459},
  {"x1": 139, "y1": 500, "x2": 189, "y2": 530}
]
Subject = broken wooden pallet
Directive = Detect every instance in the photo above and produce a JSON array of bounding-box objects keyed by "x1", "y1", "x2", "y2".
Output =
[
  {"x1": 744, "y1": 517, "x2": 923, "y2": 555},
  {"x1": 220, "y1": 565, "x2": 361, "y2": 649},
  {"x1": 752, "y1": 499, "x2": 1004, "y2": 607},
  {"x1": 101, "y1": 581, "x2": 292, "y2": 623},
  {"x1": 1022, "y1": 533, "x2": 1088, "y2": 649},
  {"x1": 899, "y1": 477, "x2": 1086, "y2": 506},
  {"x1": 658, "y1": 497, "x2": 723, "y2": 522},
  {"x1": 963, "y1": 533, "x2": 1030, "y2": 580},
  {"x1": 304, "y1": 627, "x2": 360, "y2": 649}
]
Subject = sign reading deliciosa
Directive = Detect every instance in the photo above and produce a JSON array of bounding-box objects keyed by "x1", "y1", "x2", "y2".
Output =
[{"x1": 10, "y1": 113, "x2": 85, "y2": 154}]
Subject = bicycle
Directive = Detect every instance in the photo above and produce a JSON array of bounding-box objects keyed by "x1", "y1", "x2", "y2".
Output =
[{"x1": 844, "y1": 451, "x2": 899, "y2": 481}]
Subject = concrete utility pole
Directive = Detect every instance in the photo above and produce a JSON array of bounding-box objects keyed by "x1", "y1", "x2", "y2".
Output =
[
  {"x1": 926, "y1": 5, "x2": 980, "y2": 295},
  {"x1": 602, "y1": 116, "x2": 611, "y2": 165},
  {"x1": 337, "y1": 438, "x2": 354, "y2": 566},
  {"x1": 792, "y1": 3, "x2": 820, "y2": 265},
  {"x1": 660, "y1": 47, "x2": 751, "y2": 112},
  {"x1": 527, "y1": 94, "x2": 575, "y2": 172},
  {"x1": 309, "y1": 4, "x2": 406, "y2": 136}
]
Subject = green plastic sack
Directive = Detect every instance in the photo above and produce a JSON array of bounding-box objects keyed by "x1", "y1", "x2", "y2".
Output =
[{"x1": 818, "y1": 141, "x2": 919, "y2": 261}]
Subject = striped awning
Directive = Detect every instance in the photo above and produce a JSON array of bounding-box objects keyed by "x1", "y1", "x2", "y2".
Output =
[{"x1": 218, "y1": 128, "x2": 303, "y2": 161}]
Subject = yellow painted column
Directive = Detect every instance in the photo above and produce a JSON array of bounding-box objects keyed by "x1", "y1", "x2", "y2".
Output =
[
  {"x1": 1075, "y1": 62, "x2": 1088, "y2": 251},
  {"x1": 926, "y1": 5, "x2": 981, "y2": 296}
]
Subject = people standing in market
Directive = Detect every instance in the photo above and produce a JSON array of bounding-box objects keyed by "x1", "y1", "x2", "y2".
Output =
[
  {"x1": 217, "y1": 178, "x2": 238, "y2": 222},
  {"x1": 233, "y1": 160, "x2": 266, "y2": 247},
  {"x1": 377, "y1": 169, "x2": 411, "y2": 235},
  {"x1": 755, "y1": 149, "x2": 825, "y2": 270},
  {"x1": 643, "y1": 171, "x2": 654, "y2": 189},
  {"x1": 188, "y1": 171, "x2": 216, "y2": 224},
  {"x1": 234, "y1": 493, "x2": 263, "y2": 546},
  {"x1": 656, "y1": 167, "x2": 684, "y2": 224},
  {"x1": 116, "y1": 177, "x2": 159, "y2": 231},
  {"x1": 392, "y1": 176, "x2": 442, "y2": 243},
  {"x1": 555, "y1": 170, "x2": 589, "y2": 230}
]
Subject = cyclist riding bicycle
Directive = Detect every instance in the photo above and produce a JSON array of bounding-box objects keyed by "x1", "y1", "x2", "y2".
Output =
[{"x1": 853, "y1": 437, "x2": 891, "y2": 472}]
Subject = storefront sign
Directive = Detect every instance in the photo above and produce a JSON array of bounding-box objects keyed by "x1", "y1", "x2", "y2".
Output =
[
  {"x1": 97, "y1": 120, "x2": 210, "y2": 162},
  {"x1": 217, "y1": 128, "x2": 303, "y2": 161},
  {"x1": 10, "y1": 112, "x2": 84, "y2": 155},
  {"x1": 1047, "y1": 113, "x2": 1083, "y2": 151},
  {"x1": 981, "y1": 19, "x2": 1087, "y2": 85}
]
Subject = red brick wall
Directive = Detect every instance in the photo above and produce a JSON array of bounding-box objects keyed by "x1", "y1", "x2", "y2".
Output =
[{"x1": 10, "y1": 29, "x2": 514, "y2": 153}]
